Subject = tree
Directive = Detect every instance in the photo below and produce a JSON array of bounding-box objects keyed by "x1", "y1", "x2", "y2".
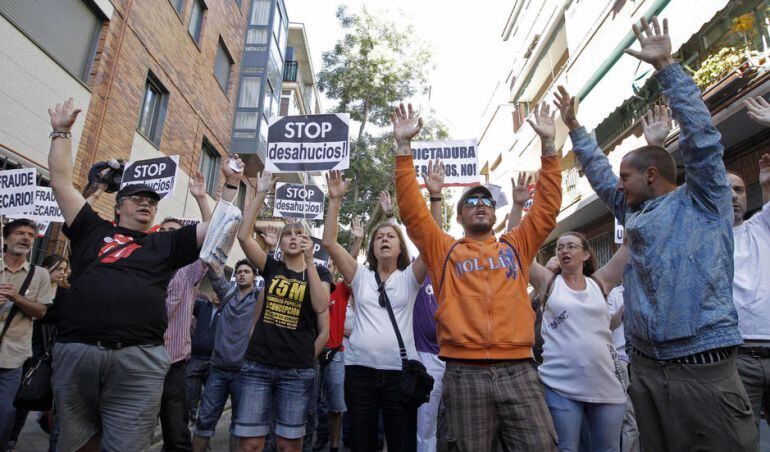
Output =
[{"x1": 318, "y1": 4, "x2": 432, "y2": 236}]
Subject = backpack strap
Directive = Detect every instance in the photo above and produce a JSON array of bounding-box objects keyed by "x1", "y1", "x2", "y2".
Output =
[
  {"x1": 436, "y1": 241, "x2": 463, "y2": 298},
  {"x1": 0, "y1": 265, "x2": 37, "y2": 344},
  {"x1": 498, "y1": 237, "x2": 524, "y2": 276}
]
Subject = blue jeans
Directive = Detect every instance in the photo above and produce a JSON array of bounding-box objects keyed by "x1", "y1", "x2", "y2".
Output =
[
  {"x1": 0, "y1": 367, "x2": 23, "y2": 449},
  {"x1": 321, "y1": 351, "x2": 346, "y2": 413},
  {"x1": 193, "y1": 366, "x2": 240, "y2": 438},
  {"x1": 543, "y1": 385, "x2": 624, "y2": 452},
  {"x1": 234, "y1": 361, "x2": 315, "y2": 439}
]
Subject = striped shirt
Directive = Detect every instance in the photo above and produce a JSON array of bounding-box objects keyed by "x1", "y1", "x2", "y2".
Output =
[{"x1": 164, "y1": 260, "x2": 208, "y2": 363}]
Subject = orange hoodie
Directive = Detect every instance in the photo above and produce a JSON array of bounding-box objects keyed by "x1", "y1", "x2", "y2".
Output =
[{"x1": 396, "y1": 154, "x2": 562, "y2": 360}]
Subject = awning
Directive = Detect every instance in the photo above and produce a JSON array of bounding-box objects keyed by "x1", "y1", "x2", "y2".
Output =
[{"x1": 577, "y1": 0, "x2": 730, "y2": 132}]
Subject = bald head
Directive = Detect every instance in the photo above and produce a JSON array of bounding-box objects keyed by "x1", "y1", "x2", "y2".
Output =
[{"x1": 623, "y1": 145, "x2": 677, "y2": 184}]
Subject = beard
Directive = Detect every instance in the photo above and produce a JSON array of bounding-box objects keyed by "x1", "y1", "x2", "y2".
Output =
[{"x1": 467, "y1": 221, "x2": 493, "y2": 234}]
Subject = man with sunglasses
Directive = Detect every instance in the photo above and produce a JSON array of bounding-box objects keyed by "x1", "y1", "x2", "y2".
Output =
[
  {"x1": 393, "y1": 102, "x2": 562, "y2": 450},
  {"x1": 45, "y1": 98, "x2": 242, "y2": 451}
]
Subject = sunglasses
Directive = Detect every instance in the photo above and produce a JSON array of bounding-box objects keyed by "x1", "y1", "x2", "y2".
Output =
[
  {"x1": 127, "y1": 194, "x2": 158, "y2": 207},
  {"x1": 463, "y1": 196, "x2": 495, "y2": 208}
]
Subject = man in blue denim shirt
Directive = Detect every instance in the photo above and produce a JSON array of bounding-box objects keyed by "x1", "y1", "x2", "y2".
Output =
[{"x1": 553, "y1": 17, "x2": 756, "y2": 451}]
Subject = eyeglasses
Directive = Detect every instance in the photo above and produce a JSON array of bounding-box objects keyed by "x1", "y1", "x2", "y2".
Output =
[
  {"x1": 127, "y1": 195, "x2": 158, "y2": 207},
  {"x1": 555, "y1": 243, "x2": 583, "y2": 252},
  {"x1": 463, "y1": 196, "x2": 495, "y2": 208}
]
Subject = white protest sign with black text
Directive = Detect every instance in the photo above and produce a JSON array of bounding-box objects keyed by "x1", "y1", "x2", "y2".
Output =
[
  {"x1": 0, "y1": 168, "x2": 36, "y2": 216},
  {"x1": 614, "y1": 218, "x2": 625, "y2": 245},
  {"x1": 121, "y1": 155, "x2": 179, "y2": 199},
  {"x1": 411, "y1": 139, "x2": 479, "y2": 187},
  {"x1": 274, "y1": 183, "x2": 325, "y2": 220},
  {"x1": 10, "y1": 187, "x2": 64, "y2": 223},
  {"x1": 266, "y1": 114, "x2": 350, "y2": 173},
  {"x1": 273, "y1": 236, "x2": 330, "y2": 267}
]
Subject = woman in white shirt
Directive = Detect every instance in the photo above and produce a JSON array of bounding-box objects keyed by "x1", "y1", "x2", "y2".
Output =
[
  {"x1": 529, "y1": 231, "x2": 628, "y2": 452},
  {"x1": 322, "y1": 171, "x2": 428, "y2": 452}
]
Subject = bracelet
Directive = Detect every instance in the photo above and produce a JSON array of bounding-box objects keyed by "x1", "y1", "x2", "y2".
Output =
[
  {"x1": 430, "y1": 196, "x2": 442, "y2": 202},
  {"x1": 385, "y1": 211, "x2": 394, "y2": 218},
  {"x1": 224, "y1": 183, "x2": 238, "y2": 190},
  {"x1": 49, "y1": 130, "x2": 72, "y2": 139}
]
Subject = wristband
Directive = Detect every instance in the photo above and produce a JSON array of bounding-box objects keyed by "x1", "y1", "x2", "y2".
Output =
[
  {"x1": 49, "y1": 130, "x2": 72, "y2": 139},
  {"x1": 224, "y1": 183, "x2": 238, "y2": 190},
  {"x1": 385, "y1": 211, "x2": 394, "y2": 218},
  {"x1": 430, "y1": 196, "x2": 442, "y2": 202}
]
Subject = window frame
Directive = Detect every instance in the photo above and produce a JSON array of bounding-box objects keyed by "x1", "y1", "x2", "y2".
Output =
[
  {"x1": 188, "y1": 0, "x2": 206, "y2": 46},
  {"x1": 199, "y1": 139, "x2": 221, "y2": 197},
  {"x1": 136, "y1": 72, "x2": 169, "y2": 147},
  {"x1": 214, "y1": 37, "x2": 234, "y2": 94}
]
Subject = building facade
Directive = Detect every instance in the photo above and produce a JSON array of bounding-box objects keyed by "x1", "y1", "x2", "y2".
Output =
[{"x1": 479, "y1": 0, "x2": 770, "y2": 264}]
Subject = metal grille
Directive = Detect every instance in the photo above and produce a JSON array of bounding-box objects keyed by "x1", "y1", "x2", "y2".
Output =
[{"x1": 587, "y1": 232, "x2": 613, "y2": 268}]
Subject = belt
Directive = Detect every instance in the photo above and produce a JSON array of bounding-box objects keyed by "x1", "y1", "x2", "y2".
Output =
[
  {"x1": 738, "y1": 346, "x2": 770, "y2": 358},
  {"x1": 444, "y1": 358, "x2": 525, "y2": 367},
  {"x1": 631, "y1": 347, "x2": 733, "y2": 365},
  {"x1": 79, "y1": 339, "x2": 154, "y2": 350}
]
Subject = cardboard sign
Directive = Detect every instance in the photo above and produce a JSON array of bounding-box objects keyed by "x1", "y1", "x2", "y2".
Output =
[
  {"x1": 274, "y1": 183, "x2": 325, "y2": 220},
  {"x1": 166, "y1": 217, "x2": 200, "y2": 227},
  {"x1": 522, "y1": 184, "x2": 535, "y2": 212},
  {"x1": 266, "y1": 114, "x2": 350, "y2": 172},
  {"x1": 10, "y1": 187, "x2": 64, "y2": 223},
  {"x1": 614, "y1": 218, "x2": 625, "y2": 244},
  {"x1": 411, "y1": 139, "x2": 479, "y2": 187},
  {"x1": 121, "y1": 155, "x2": 179, "y2": 199},
  {"x1": 273, "y1": 236, "x2": 330, "y2": 267},
  {"x1": 0, "y1": 168, "x2": 36, "y2": 216}
]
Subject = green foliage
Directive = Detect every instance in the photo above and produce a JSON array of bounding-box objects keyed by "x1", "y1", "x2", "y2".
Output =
[{"x1": 691, "y1": 47, "x2": 746, "y2": 90}]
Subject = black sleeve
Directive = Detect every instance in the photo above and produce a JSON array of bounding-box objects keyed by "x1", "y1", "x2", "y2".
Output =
[
  {"x1": 263, "y1": 255, "x2": 281, "y2": 276},
  {"x1": 316, "y1": 264, "x2": 332, "y2": 285},
  {"x1": 62, "y1": 203, "x2": 111, "y2": 244},
  {"x1": 155, "y1": 225, "x2": 199, "y2": 270}
]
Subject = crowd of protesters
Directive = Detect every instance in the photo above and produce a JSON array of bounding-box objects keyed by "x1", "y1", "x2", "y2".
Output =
[{"x1": 1, "y1": 17, "x2": 770, "y2": 452}]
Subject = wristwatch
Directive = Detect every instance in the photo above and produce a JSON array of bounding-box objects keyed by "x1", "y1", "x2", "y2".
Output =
[
  {"x1": 49, "y1": 130, "x2": 72, "y2": 139},
  {"x1": 224, "y1": 183, "x2": 238, "y2": 190}
]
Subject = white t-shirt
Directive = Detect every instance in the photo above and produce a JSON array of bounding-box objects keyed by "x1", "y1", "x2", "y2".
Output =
[
  {"x1": 733, "y1": 202, "x2": 770, "y2": 340},
  {"x1": 538, "y1": 276, "x2": 626, "y2": 404},
  {"x1": 606, "y1": 286, "x2": 628, "y2": 362},
  {"x1": 346, "y1": 262, "x2": 421, "y2": 370}
]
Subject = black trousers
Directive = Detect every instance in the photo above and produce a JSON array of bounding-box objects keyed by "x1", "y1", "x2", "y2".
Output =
[
  {"x1": 344, "y1": 365, "x2": 416, "y2": 452},
  {"x1": 160, "y1": 360, "x2": 192, "y2": 452}
]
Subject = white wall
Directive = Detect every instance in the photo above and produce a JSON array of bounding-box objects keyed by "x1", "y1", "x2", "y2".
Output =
[{"x1": 0, "y1": 15, "x2": 91, "y2": 172}]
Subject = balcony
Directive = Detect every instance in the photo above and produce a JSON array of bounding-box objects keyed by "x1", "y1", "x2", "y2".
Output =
[{"x1": 283, "y1": 61, "x2": 298, "y2": 82}]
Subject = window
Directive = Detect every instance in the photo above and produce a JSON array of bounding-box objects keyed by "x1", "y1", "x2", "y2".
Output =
[
  {"x1": 173, "y1": 0, "x2": 185, "y2": 14},
  {"x1": 235, "y1": 181, "x2": 247, "y2": 210},
  {"x1": 137, "y1": 73, "x2": 169, "y2": 146},
  {"x1": 188, "y1": 0, "x2": 206, "y2": 45},
  {"x1": 250, "y1": 0, "x2": 270, "y2": 26},
  {"x1": 214, "y1": 38, "x2": 234, "y2": 92},
  {"x1": 0, "y1": 0, "x2": 103, "y2": 82},
  {"x1": 234, "y1": 76, "x2": 262, "y2": 130},
  {"x1": 199, "y1": 140, "x2": 221, "y2": 196}
]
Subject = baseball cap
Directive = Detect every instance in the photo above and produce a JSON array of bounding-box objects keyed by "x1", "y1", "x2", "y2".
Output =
[
  {"x1": 116, "y1": 184, "x2": 161, "y2": 202},
  {"x1": 457, "y1": 185, "x2": 495, "y2": 214}
]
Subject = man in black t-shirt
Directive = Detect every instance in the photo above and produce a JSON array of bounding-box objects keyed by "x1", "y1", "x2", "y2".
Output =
[{"x1": 45, "y1": 98, "x2": 243, "y2": 451}]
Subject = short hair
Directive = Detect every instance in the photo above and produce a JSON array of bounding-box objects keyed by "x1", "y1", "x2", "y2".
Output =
[
  {"x1": 235, "y1": 259, "x2": 256, "y2": 275},
  {"x1": 41, "y1": 254, "x2": 68, "y2": 271},
  {"x1": 3, "y1": 218, "x2": 37, "y2": 239},
  {"x1": 366, "y1": 222, "x2": 411, "y2": 272},
  {"x1": 160, "y1": 217, "x2": 184, "y2": 228},
  {"x1": 624, "y1": 145, "x2": 677, "y2": 184}
]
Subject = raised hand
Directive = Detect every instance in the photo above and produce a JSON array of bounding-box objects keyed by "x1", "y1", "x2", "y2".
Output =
[
  {"x1": 351, "y1": 216, "x2": 365, "y2": 239},
  {"x1": 325, "y1": 170, "x2": 348, "y2": 200},
  {"x1": 554, "y1": 85, "x2": 580, "y2": 130},
  {"x1": 745, "y1": 97, "x2": 770, "y2": 127},
  {"x1": 299, "y1": 233, "x2": 315, "y2": 261},
  {"x1": 527, "y1": 102, "x2": 556, "y2": 142},
  {"x1": 424, "y1": 159, "x2": 445, "y2": 196},
  {"x1": 642, "y1": 104, "x2": 673, "y2": 147},
  {"x1": 255, "y1": 171, "x2": 276, "y2": 194},
  {"x1": 222, "y1": 154, "x2": 244, "y2": 186},
  {"x1": 48, "y1": 98, "x2": 82, "y2": 132},
  {"x1": 624, "y1": 16, "x2": 674, "y2": 71},
  {"x1": 189, "y1": 170, "x2": 207, "y2": 198},
  {"x1": 760, "y1": 153, "x2": 770, "y2": 188},
  {"x1": 379, "y1": 191, "x2": 393, "y2": 214},
  {"x1": 262, "y1": 225, "x2": 279, "y2": 249},
  {"x1": 512, "y1": 172, "x2": 533, "y2": 205},
  {"x1": 391, "y1": 103, "x2": 423, "y2": 151}
]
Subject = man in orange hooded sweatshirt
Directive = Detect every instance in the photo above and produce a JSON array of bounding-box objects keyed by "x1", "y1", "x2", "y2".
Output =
[{"x1": 393, "y1": 102, "x2": 562, "y2": 451}]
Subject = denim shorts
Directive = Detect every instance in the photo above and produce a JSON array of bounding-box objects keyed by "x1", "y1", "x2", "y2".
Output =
[
  {"x1": 321, "y1": 350, "x2": 346, "y2": 413},
  {"x1": 193, "y1": 366, "x2": 240, "y2": 437},
  {"x1": 233, "y1": 360, "x2": 316, "y2": 439}
]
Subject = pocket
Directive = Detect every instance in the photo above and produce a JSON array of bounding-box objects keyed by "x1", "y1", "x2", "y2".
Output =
[
  {"x1": 293, "y1": 367, "x2": 315, "y2": 380},
  {"x1": 719, "y1": 389, "x2": 757, "y2": 447}
]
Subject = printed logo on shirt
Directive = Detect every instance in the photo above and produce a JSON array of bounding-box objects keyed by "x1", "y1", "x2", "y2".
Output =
[
  {"x1": 264, "y1": 275, "x2": 307, "y2": 330},
  {"x1": 98, "y1": 234, "x2": 141, "y2": 263},
  {"x1": 453, "y1": 247, "x2": 519, "y2": 280},
  {"x1": 549, "y1": 310, "x2": 569, "y2": 329}
]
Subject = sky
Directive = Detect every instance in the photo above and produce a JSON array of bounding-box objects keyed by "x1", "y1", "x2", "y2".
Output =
[{"x1": 283, "y1": 0, "x2": 513, "y2": 140}]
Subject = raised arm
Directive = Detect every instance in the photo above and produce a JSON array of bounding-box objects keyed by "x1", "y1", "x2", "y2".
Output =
[
  {"x1": 195, "y1": 157, "x2": 243, "y2": 247},
  {"x1": 314, "y1": 310, "x2": 330, "y2": 357},
  {"x1": 348, "y1": 216, "x2": 365, "y2": 258},
  {"x1": 744, "y1": 98, "x2": 770, "y2": 204},
  {"x1": 556, "y1": 87, "x2": 627, "y2": 221},
  {"x1": 508, "y1": 172, "x2": 533, "y2": 230},
  {"x1": 423, "y1": 159, "x2": 445, "y2": 227},
  {"x1": 393, "y1": 104, "x2": 452, "y2": 270},
  {"x1": 642, "y1": 104, "x2": 673, "y2": 148},
  {"x1": 322, "y1": 170, "x2": 358, "y2": 284},
  {"x1": 237, "y1": 171, "x2": 276, "y2": 272},
  {"x1": 503, "y1": 102, "x2": 562, "y2": 263},
  {"x1": 762, "y1": 153, "x2": 770, "y2": 205},
  {"x1": 591, "y1": 244, "x2": 630, "y2": 296},
  {"x1": 189, "y1": 169, "x2": 212, "y2": 222},
  {"x1": 47, "y1": 98, "x2": 85, "y2": 226},
  {"x1": 300, "y1": 234, "x2": 331, "y2": 315},
  {"x1": 206, "y1": 267, "x2": 232, "y2": 301}
]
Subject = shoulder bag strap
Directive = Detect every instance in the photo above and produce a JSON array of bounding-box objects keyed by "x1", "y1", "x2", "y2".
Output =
[
  {"x1": 0, "y1": 265, "x2": 37, "y2": 343},
  {"x1": 374, "y1": 271, "x2": 407, "y2": 361},
  {"x1": 436, "y1": 241, "x2": 462, "y2": 298}
]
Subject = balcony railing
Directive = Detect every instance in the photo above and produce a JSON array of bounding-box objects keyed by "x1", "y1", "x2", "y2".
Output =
[{"x1": 283, "y1": 61, "x2": 298, "y2": 82}]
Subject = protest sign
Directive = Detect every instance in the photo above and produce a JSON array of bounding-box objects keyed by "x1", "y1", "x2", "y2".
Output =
[
  {"x1": 273, "y1": 236, "x2": 330, "y2": 267},
  {"x1": 167, "y1": 218, "x2": 200, "y2": 227},
  {"x1": 266, "y1": 114, "x2": 350, "y2": 172},
  {"x1": 411, "y1": 139, "x2": 479, "y2": 187},
  {"x1": 522, "y1": 183, "x2": 535, "y2": 212},
  {"x1": 274, "y1": 183, "x2": 325, "y2": 220},
  {"x1": 614, "y1": 218, "x2": 625, "y2": 245},
  {"x1": 121, "y1": 155, "x2": 179, "y2": 198},
  {"x1": 9, "y1": 187, "x2": 64, "y2": 223},
  {"x1": 0, "y1": 168, "x2": 36, "y2": 216}
]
